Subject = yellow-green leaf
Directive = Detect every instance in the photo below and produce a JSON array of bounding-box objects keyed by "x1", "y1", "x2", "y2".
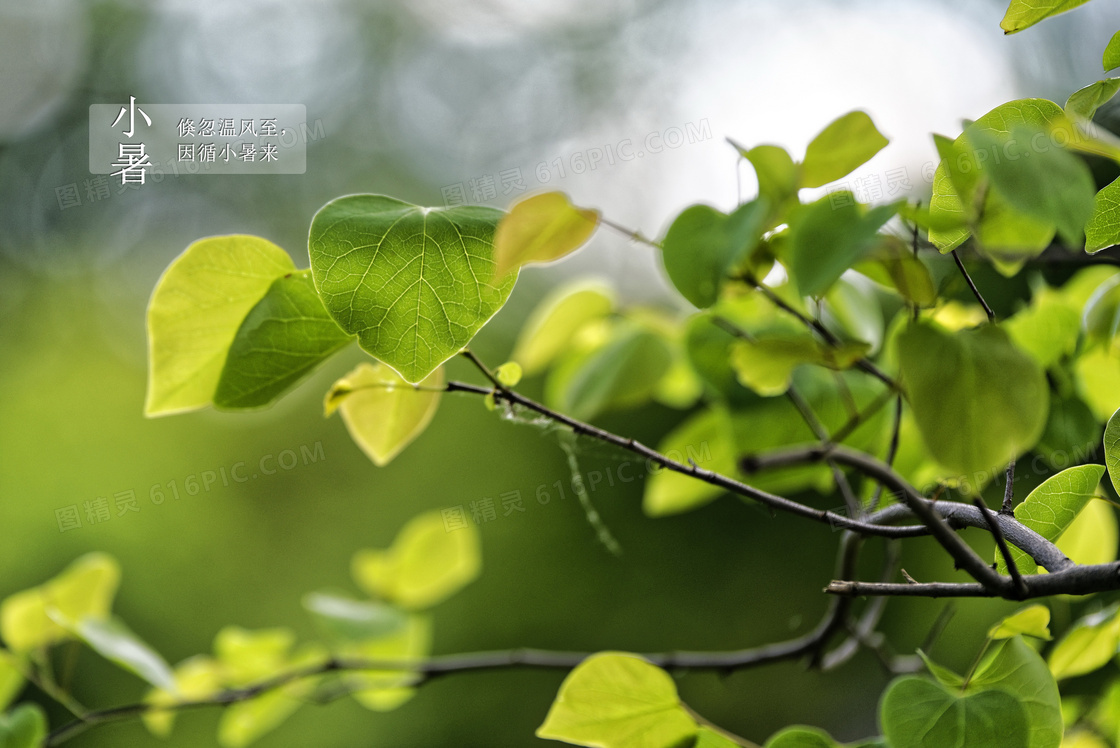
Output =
[
  {"x1": 989, "y1": 605, "x2": 1052, "y2": 640},
  {"x1": 1056, "y1": 497, "x2": 1118, "y2": 567},
  {"x1": 1105, "y1": 29, "x2": 1120, "y2": 72},
  {"x1": 1000, "y1": 0, "x2": 1091, "y2": 34},
  {"x1": 325, "y1": 362, "x2": 443, "y2": 467},
  {"x1": 511, "y1": 279, "x2": 614, "y2": 376},
  {"x1": 729, "y1": 336, "x2": 868, "y2": 397},
  {"x1": 493, "y1": 192, "x2": 599, "y2": 278},
  {"x1": 143, "y1": 656, "x2": 224, "y2": 738},
  {"x1": 213, "y1": 626, "x2": 295, "y2": 687},
  {"x1": 351, "y1": 510, "x2": 481, "y2": 610},
  {"x1": 495, "y1": 361, "x2": 522, "y2": 387},
  {"x1": 1066, "y1": 78, "x2": 1120, "y2": 121},
  {"x1": 643, "y1": 408, "x2": 737, "y2": 517},
  {"x1": 1086, "y1": 176, "x2": 1120, "y2": 253},
  {"x1": 218, "y1": 688, "x2": 304, "y2": 748},
  {"x1": 0, "y1": 650, "x2": 22, "y2": 712},
  {"x1": 800, "y1": 110, "x2": 889, "y2": 189},
  {"x1": 1, "y1": 553, "x2": 120, "y2": 652},
  {"x1": 345, "y1": 614, "x2": 430, "y2": 712},
  {"x1": 1048, "y1": 605, "x2": 1120, "y2": 680},
  {"x1": 145, "y1": 235, "x2": 294, "y2": 416},
  {"x1": 536, "y1": 652, "x2": 698, "y2": 748}
]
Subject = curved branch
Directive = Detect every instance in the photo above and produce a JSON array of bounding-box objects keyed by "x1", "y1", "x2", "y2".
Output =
[{"x1": 826, "y1": 562, "x2": 1120, "y2": 598}]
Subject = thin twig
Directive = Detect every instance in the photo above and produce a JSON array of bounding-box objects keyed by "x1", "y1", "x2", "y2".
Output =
[
  {"x1": 1001, "y1": 460, "x2": 1016, "y2": 515},
  {"x1": 973, "y1": 498, "x2": 1028, "y2": 598},
  {"x1": 951, "y1": 250, "x2": 995, "y2": 322}
]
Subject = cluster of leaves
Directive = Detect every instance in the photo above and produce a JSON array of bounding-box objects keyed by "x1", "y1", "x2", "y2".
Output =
[
  {"x1": 12, "y1": 2, "x2": 1120, "y2": 746},
  {"x1": 0, "y1": 513, "x2": 480, "y2": 747}
]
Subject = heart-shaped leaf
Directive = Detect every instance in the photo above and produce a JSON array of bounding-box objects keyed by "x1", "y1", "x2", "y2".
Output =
[
  {"x1": 493, "y1": 191, "x2": 599, "y2": 278},
  {"x1": 661, "y1": 200, "x2": 768, "y2": 308},
  {"x1": 309, "y1": 194, "x2": 516, "y2": 383},
  {"x1": 0, "y1": 704, "x2": 46, "y2": 748},
  {"x1": 800, "y1": 110, "x2": 889, "y2": 189},
  {"x1": 880, "y1": 677, "x2": 1029, "y2": 748}
]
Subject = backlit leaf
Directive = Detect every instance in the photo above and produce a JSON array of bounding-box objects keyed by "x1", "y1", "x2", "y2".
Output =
[
  {"x1": 1066, "y1": 78, "x2": 1120, "y2": 120},
  {"x1": 1056, "y1": 497, "x2": 1118, "y2": 567},
  {"x1": 510, "y1": 279, "x2": 614, "y2": 376},
  {"x1": 1105, "y1": 29, "x2": 1120, "y2": 71},
  {"x1": 1048, "y1": 605, "x2": 1120, "y2": 680},
  {"x1": 1000, "y1": 0, "x2": 1091, "y2": 34},
  {"x1": 68, "y1": 616, "x2": 175, "y2": 691},
  {"x1": 493, "y1": 192, "x2": 599, "y2": 278},
  {"x1": 325, "y1": 362, "x2": 443, "y2": 467},
  {"x1": 800, "y1": 111, "x2": 889, "y2": 189},
  {"x1": 989, "y1": 605, "x2": 1052, "y2": 640},
  {"x1": 1084, "y1": 176, "x2": 1120, "y2": 253},
  {"x1": 787, "y1": 196, "x2": 896, "y2": 298},
  {"x1": 309, "y1": 194, "x2": 516, "y2": 383}
]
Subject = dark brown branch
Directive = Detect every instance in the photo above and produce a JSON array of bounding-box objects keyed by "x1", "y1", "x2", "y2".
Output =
[
  {"x1": 972, "y1": 498, "x2": 1028, "y2": 598},
  {"x1": 826, "y1": 562, "x2": 1120, "y2": 598},
  {"x1": 950, "y1": 249, "x2": 995, "y2": 322}
]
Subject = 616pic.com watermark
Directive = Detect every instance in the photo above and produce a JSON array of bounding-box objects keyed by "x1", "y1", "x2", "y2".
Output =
[
  {"x1": 53, "y1": 442, "x2": 326, "y2": 533},
  {"x1": 441, "y1": 118, "x2": 714, "y2": 207}
]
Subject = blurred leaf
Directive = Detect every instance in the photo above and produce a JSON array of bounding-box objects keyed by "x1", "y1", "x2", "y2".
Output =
[
  {"x1": 213, "y1": 627, "x2": 295, "y2": 687},
  {"x1": 644, "y1": 408, "x2": 738, "y2": 517},
  {"x1": 879, "y1": 677, "x2": 1028, "y2": 748},
  {"x1": 536, "y1": 652, "x2": 697, "y2": 748},
  {"x1": 1005, "y1": 290, "x2": 1080, "y2": 367},
  {"x1": 0, "y1": 553, "x2": 119, "y2": 652},
  {"x1": 345, "y1": 614, "x2": 430, "y2": 712},
  {"x1": 302, "y1": 592, "x2": 408, "y2": 644},
  {"x1": 989, "y1": 605, "x2": 1052, "y2": 640},
  {"x1": 218, "y1": 688, "x2": 304, "y2": 748},
  {"x1": 822, "y1": 274, "x2": 884, "y2": 351},
  {"x1": 999, "y1": 464, "x2": 1105, "y2": 574},
  {"x1": 1076, "y1": 347, "x2": 1120, "y2": 421},
  {"x1": 855, "y1": 240, "x2": 938, "y2": 308},
  {"x1": 352, "y1": 510, "x2": 481, "y2": 611},
  {"x1": 213, "y1": 271, "x2": 353, "y2": 410},
  {"x1": 1056, "y1": 497, "x2": 1118, "y2": 566},
  {"x1": 67, "y1": 616, "x2": 175, "y2": 691},
  {"x1": 545, "y1": 323, "x2": 672, "y2": 420},
  {"x1": 1083, "y1": 275, "x2": 1120, "y2": 349},
  {"x1": 788, "y1": 196, "x2": 896, "y2": 298},
  {"x1": 1106, "y1": 29, "x2": 1120, "y2": 71},
  {"x1": 660, "y1": 200, "x2": 768, "y2": 308},
  {"x1": 917, "y1": 649, "x2": 965, "y2": 688},
  {"x1": 966, "y1": 124, "x2": 1095, "y2": 247},
  {"x1": 1000, "y1": 0, "x2": 1091, "y2": 33},
  {"x1": 511, "y1": 279, "x2": 614, "y2": 376},
  {"x1": 143, "y1": 656, "x2": 224, "y2": 738},
  {"x1": 1048, "y1": 605, "x2": 1120, "y2": 680},
  {"x1": 1106, "y1": 408, "x2": 1120, "y2": 495},
  {"x1": 308, "y1": 194, "x2": 516, "y2": 383},
  {"x1": 0, "y1": 651, "x2": 20, "y2": 713},
  {"x1": 145, "y1": 235, "x2": 294, "y2": 415},
  {"x1": 1085, "y1": 176, "x2": 1120, "y2": 253},
  {"x1": 325, "y1": 362, "x2": 443, "y2": 467},
  {"x1": 493, "y1": 192, "x2": 599, "y2": 278},
  {"x1": 800, "y1": 111, "x2": 889, "y2": 188},
  {"x1": 1062, "y1": 731, "x2": 1110, "y2": 748},
  {"x1": 695, "y1": 726, "x2": 744, "y2": 747},
  {"x1": 1066, "y1": 79, "x2": 1120, "y2": 120},
  {"x1": 0, "y1": 704, "x2": 46, "y2": 748},
  {"x1": 897, "y1": 321, "x2": 1048, "y2": 476},
  {"x1": 495, "y1": 362, "x2": 522, "y2": 387},
  {"x1": 764, "y1": 726, "x2": 843, "y2": 748},
  {"x1": 729, "y1": 335, "x2": 868, "y2": 397},
  {"x1": 968, "y1": 637, "x2": 1062, "y2": 748}
]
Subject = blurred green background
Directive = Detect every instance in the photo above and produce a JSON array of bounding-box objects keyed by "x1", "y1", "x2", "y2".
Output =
[{"x1": 3, "y1": 0, "x2": 1120, "y2": 745}]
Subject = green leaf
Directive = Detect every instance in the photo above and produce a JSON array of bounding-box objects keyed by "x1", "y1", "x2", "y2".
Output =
[
  {"x1": 308, "y1": 194, "x2": 516, "y2": 383},
  {"x1": 344, "y1": 613, "x2": 430, "y2": 712},
  {"x1": 855, "y1": 239, "x2": 938, "y2": 308},
  {"x1": 351, "y1": 510, "x2": 481, "y2": 610},
  {"x1": 495, "y1": 361, "x2": 523, "y2": 387},
  {"x1": 1083, "y1": 275, "x2": 1120, "y2": 348},
  {"x1": 897, "y1": 321, "x2": 1049, "y2": 476},
  {"x1": 643, "y1": 408, "x2": 738, "y2": 517},
  {"x1": 493, "y1": 191, "x2": 599, "y2": 278},
  {"x1": 1057, "y1": 496, "x2": 1118, "y2": 566},
  {"x1": 969, "y1": 637, "x2": 1063, "y2": 748},
  {"x1": 800, "y1": 111, "x2": 889, "y2": 189},
  {"x1": 0, "y1": 652, "x2": 21, "y2": 713},
  {"x1": 1076, "y1": 347, "x2": 1120, "y2": 421},
  {"x1": 879, "y1": 677, "x2": 1029, "y2": 748},
  {"x1": 67, "y1": 616, "x2": 176, "y2": 691},
  {"x1": 324, "y1": 362, "x2": 443, "y2": 467},
  {"x1": 145, "y1": 235, "x2": 295, "y2": 415},
  {"x1": 917, "y1": 649, "x2": 965, "y2": 688},
  {"x1": 0, "y1": 704, "x2": 47, "y2": 748},
  {"x1": 511, "y1": 279, "x2": 615, "y2": 376},
  {"x1": 1000, "y1": 0, "x2": 1092, "y2": 33},
  {"x1": 143, "y1": 656, "x2": 224, "y2": 738},
  {"x1": 740, "y1": 144, "x2": 800, "y2": 226},
  {"x1": 660, "y1": 200, "x2": 768, "y2": 308},
  {"x1": 787, "y1": 196, "x2": 896, "y2": 298},
  {"x1": 1004, "y1": 289, "x2": 1081, "y2": 368},
  {"x1": 966, "y1": 124, "x2": 1096, "y2": 247},
  {"x1": 764, "y1": 726, "x2": 843, "y2": 747},
  {"x1": 1086, "y1": 177, "x2": 1120, "y2": 252},
  {"x1": 999, "y1": 464, "x2": 1106, "y2": 574},
  {"x1": 213, "y1": 271, "x2": 353, "y2": 409},
  {"x1": 545, "y1": 323, "x2": 673, "y2": 420},
  {"x1": 729, "y1": 335, "x2": 868, "y2": 396},
  {"x1": 1066, "y1": 78, "x2": 1120, "y2": 120},
  {"x1": 1105, "y1": 29, "x2": 1120, "y2": 71},
  {"x1": 989, "y1": 605, "x2": 1052, "y2": 640},
  {"x1": 0, "y1": 553, "x2": 120, "y2": 652},
  {"x1": 1106, "y1": 408, "x2": 1120, "y2": 498},
  {"x1": 928, "y1": 99, "x2": 1067, "y2": 255},
  {"x1": 1048, "y1": 605, "x2": 1120, "y2": 680},
  {"x1": 302, "y1": 591, "x2": 409, "y2": 644},
  {"x1": 213, "y1": 626, "x2": 295, "y2": 686},
  {"x1": 218, "y1": 688, "x2": 305, "y2": 748},
  {"x1": 536, "y1": 652, "x2": 698, "y2": 748}
]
